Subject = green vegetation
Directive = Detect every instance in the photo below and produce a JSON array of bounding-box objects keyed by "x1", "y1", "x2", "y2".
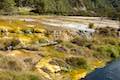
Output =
[
  {"x1": 0, "y1": 18, "x2": 119, "y2": 80},
  {"x1": 0, "y1": 54, "x2": 47, "y2": 80},
  {"x1": 0, "y1": 0, "x2": 119, "y2": 79},
  {"x1": 89, "y1": 23, "x2": 95, "y2": 29},
  {"x1": 0, "y1": 0, "x2": 15, "y2": 14},
  {"x1": 66, "y1": 57, "x2": 88, "y2": 69},
  {"x1": 0, "y1": 0, "x2": 120, "y2": 18},
  {"x1": 0, "y1": 71, "x2": 44, "y2": 80}
]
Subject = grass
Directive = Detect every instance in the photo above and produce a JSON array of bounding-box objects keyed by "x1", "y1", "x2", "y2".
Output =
[
  {"x1": 93, "y1": 45, "x2": 120, "y2": 59},
  {"x1": 0, "y1": 71, "x2": 45, "y2": 80},
  {"x1": 70, "y1": 69, "x2": 87, "y2": 80},
  {"x1": 0, "y1": 54, "x2": 26, "y2": 71},
  {"x1": 43, "y1": 46, "x2": 66, "y2": 58},
  {"x1": 0, "y1": 17, "x2": 119, "y2": 80},
  {"x1": 66, "y1": 57, "x2": 88, "y2": 69}
]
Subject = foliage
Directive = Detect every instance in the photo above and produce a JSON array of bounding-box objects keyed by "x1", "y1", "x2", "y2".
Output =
[
  {"x1": 0, "y1": 0, "x2": 119, "y2": 17},
  {"x1": 89, "y1": 23, "x2": 95, "y2": 29},
  {"x1": 0, "y1": 0, "x2": 15, "y2": 14},
  {"x1": 71, "y1": 36, "x2": 91, "y2": 47},
  {"x1": 66, "y1": 57, "x2": 88, "y2": 69},
  {"x1": 56, "y1": 0, "x2": 72, "y2": 15},
  {"x1": 41, "y1": 0, "x2": 57, "y2": 13},
  {"x1": 0, "y1": 38, "x2": 20, "y2": 50},
  {"x1": 95, "y1": 27, "x2": 118, "y2": 37},
  {"x1": 93, "y1": 45, "x2": 120, "y2": 59}
]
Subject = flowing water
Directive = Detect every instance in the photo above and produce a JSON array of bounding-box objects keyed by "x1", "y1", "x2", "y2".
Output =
[{"x1": 84, "y1": 59, "x2": 120, "y2": 80}]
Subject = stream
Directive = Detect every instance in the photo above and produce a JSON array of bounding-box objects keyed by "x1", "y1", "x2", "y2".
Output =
[{"x1": 84, "y1": 59, "x2": 120, "y2": 80}]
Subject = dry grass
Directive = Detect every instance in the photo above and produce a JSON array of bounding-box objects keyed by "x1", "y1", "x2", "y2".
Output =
[{"x1": 0, "y1": 16, "x2": 119, "y2": 80}]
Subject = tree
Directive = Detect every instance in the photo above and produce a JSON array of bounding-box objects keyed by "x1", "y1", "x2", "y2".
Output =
[
  {"x1": 33, "y1": 0, "x2": 44, "y2": 13},
  {"x1": 56, "y1": 0, "x2": 72, "y2": 15},
  {"x1": 34, "y1": 0, "x2": 71, "y2": 15},
  {"x1": 41, "y1": 0, "x2": 57, "y2": 14},
  {"x1": 0, "y1": 0, "x2": 15, "y2": 14},
  {"x1": 15, "y1": 0, "x2": 34, "y2": 7}
]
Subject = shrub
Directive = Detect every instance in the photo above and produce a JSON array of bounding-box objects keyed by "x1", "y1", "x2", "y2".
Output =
[
  {"x1": 95, "y1": 27, "x2": 118, "y2": 37},
  {"x1": 21, "y1": 28, "x2": 34, "y2": 34},
  {"x1": 55, "y1": 45, "x2": 67, "y2": 52},
  {"x1": 0, "y1": 38, "x2": 20, "y2": 50},
  {"x1": 93, "y1": 45, "x2": 120, "y2": 59},
  {"x1": 38, "y1": 38, "x2": 48, "y2": 43},
  {"x1": 71, "y1": 37, "x2": 91, "y2": 47},
  {"x1": 0, "y1": 0, "x2": 16, "y2": 15},
  {"x1": 49, "y1": 58, "x2": 69, "y2": 68},
  {"x1": 89, "y1": 23, "x2": 95, "y2": 29},
  {"x1": 0, "y1": 55, "x2": 26, "y2": 71},
  {"x1": 66, "y1": 57, "x2": 88, "y2": 69},
  {"x1": 102, "y1": 37, "x2": 120, "y2": 45}
]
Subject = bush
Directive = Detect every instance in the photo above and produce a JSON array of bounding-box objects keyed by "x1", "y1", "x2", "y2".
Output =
[
  {"x1": 95, "y1": 27, "x2": 118, "y2": 37},
  {"x1": 89, "y1": 23, "x2": 95, "y2": 29},
  {"x1": 66, "y1": 57, "x2": 88, "y2": 69},
  {"x1": 71, "y1": 37, "x2": 91, "y2": 47},
  {"x1": 0, "y1": 0, "x2": 16, "y2": 15},
  {"x1": 0, "y1": 55, "x2": 26, "y2": 71},
  {"x1": 38, "y1": 38, "x2": 48, "y2": 43},
  {"x1": 93, "y1": 45, "x2": 120, "y2": 59},
  {"x1": 102, "y1": 37, "x2": 120, "y2": 45},
  {"x1": 21, "y1": 28, "x2": 34, "y2": 34},
  {"x1": 0, "y1": 38, "x2": 20, "y2": 50},
  {"x1": 49, "y1": 58, "x2": 68, "y2": 68}
]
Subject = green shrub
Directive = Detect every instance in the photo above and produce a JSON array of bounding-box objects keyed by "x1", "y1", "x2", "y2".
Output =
[
  {"x1": 66, "y1": 57, "x2": 88, "y2": 69},
  {"x1": 0, "y1": 0, "x2": 15, "y2": 15},
  {"x1": 21, "y1": 28, "x2": 34, "y2": 34},
  {"x1": 93, "y1": 45, "x2": 120, "y2": 59},
  {"x1": 38, "y1": 38, "x2": 48, "y2": 43},
  {"x1": 102, "y1": 37, "x2": 120, "y2": 45},
  {"x1": 49, "y1": 58, "x2": 69, "y2": 68},
  {"x1": 89, "y1": 23, "x2": 95, "y2": 29},
  {"x1": 62, "y1": 42, "x2": 76, "y2": 49},
  {"x1": 0, "y1": 38, "x2": 20, "y2": 50},
  {"x1": 71, "y1": 37, "x2": 91, "y2": 47}
]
